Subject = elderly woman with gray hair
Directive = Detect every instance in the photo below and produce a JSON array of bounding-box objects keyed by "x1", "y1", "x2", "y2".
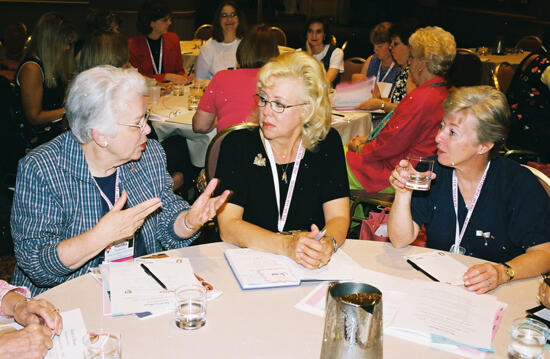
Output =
[
  {"x1": 11, "y1": 66, "x2": 230, "y2": 295},
  {"x1": 388, "y1": 86, "x2": 550, "y2": 294}
]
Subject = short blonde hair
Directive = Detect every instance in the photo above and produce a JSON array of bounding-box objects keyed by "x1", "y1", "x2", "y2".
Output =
[
  {"x1": 443, "y1": 86, "x2": 510, "y2": 158},
  {"x1": 409, "y1": 26, "x2": 456, "y2": 77},
  {"x1": 257, "y1": 51, "x2": 331, "y2": 150}
]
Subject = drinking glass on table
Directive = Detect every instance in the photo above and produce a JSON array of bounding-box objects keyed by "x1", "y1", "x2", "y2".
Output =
[
  {"x1": 172, "y1": 83, "x2": 184, "y2": 96},
  {"x1": 405, "y1": 156, "x2": 435, "y2": 191},
  {"x1": 175, "y1": 284, "x2": 207, "y2": 330},
  {"x1": 83, "y1": 330, "x2": 121, "y2": 359},
  {"x1": 508, "y1": 317, "x2": 548, "y2": 359}
]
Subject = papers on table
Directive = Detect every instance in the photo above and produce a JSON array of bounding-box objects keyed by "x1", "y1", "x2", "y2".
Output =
[
  {"x1": 405, "y1": 251, "x2": 470, "y2": 285},
  {"x1": 224, "y1": 248, "x2": 361, "y2": 290},
  {"x1": 333, "y1": 77, "x2": 376, "y2": 110},
  {"x1": 295, "y1": 268, "x2": 507, "y2": 359},
  {"x1": 98, "y1": 256, "x2": 221, "y2": 317}
]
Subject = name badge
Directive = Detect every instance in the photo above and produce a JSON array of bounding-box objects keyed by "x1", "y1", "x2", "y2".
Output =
[{"x1": 104, "y1": 238, "x2": 134, "y2": 262}]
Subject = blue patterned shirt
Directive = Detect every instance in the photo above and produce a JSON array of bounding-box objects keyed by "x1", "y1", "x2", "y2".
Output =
[{"x1": 11, "y1": 132, "x2": 198, "y2": 295}]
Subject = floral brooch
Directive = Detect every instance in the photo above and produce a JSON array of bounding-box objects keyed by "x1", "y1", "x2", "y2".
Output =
[{"x1": 253, "y1": 153, "x2": 266, "y2": 167}]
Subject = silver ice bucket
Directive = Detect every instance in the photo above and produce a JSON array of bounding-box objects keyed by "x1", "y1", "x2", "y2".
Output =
[{"x1": 320, "y1": 282, "x2": 383, "y2": 359}]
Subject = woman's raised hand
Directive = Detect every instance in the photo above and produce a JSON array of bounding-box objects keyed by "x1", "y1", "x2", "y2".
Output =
[{"x1": 185, "y1": 179, "x2": 231, "y2": 231}]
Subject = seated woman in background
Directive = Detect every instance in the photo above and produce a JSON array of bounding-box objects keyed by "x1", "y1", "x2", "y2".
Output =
[
  {"x1": 347, "y1": 26, "x2": 456, "y2": 193},
  {"x1": 506, "y1": 47, "x2": 550, "y2": 161},
  {"x1": 355, "y1": 22, "x2": 416, "y2": 113},
  {"x1": 11, "y1": 66, "x2": 229, "y2": 295},
  {"x1": 353, "y1": 22, "x2": 401, "y2": 89},
  {"x1": 129, "y1": 1, "x2": 191, "y2": 83},
  {"x1": 215, "y1": 51, "x2": 350, "y2": 269},
  {"x1": 16, "y1": 12, "x2": 76, "y2": 147},
  {"x1": 193, "y1": 24, "x2": 279, "y2": 133},
  {"x1": 304, "y1": 17, "x2": 344, "y2": 87},
  {"x1": 195, "y1": 1, "x2": 246, "y2": 80},
  {"x1": 0, "y1": 280, "x2": 62, "y2": 358},
  {"x1": 388, "y1": 86, "x2": 550, "y2": 294}
]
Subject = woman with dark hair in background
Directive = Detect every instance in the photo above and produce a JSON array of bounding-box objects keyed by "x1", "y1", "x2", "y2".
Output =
[
  {"x1": 15, "y1": 12, "x2": 77, "y2": 147},
  {"x1": 304, "y1": 17, "x2": 344, "y2": 87},
  {"x1": 129, "y1": 0, "x2": 191, "y2": 83},
  {"x1": 195, "y1": 0, "x2": 247, "y2": 79},
  {"x1": 76, "y1": 32, "x2": 129, "y2": 73},
  {"x1": 193, "y1": 24, "x2": 279, "y2": 133}
]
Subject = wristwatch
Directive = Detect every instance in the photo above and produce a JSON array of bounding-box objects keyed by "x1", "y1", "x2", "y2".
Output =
[
  {"x1": 501, "y1": 262, "x2": 515, "y2": 281},
  {"x1": 326, "y1": 236, "x2": 338, "y2": 253}
]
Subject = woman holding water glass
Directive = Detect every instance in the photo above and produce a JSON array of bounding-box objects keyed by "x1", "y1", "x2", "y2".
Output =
[
  {"x1": 388, "y1": 86, "x2": 550, "y2": 294},
  {"x1": 215, "y1": 51, "x2": 350, "y2": 269}
]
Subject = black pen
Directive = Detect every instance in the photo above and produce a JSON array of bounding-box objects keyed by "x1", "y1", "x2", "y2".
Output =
[
  {"x1": 542, "y1": 274, "x2": 550, "y2": 287},
  {"x1": 140, "y1": 263, "x2": 168, "y2": 290},
  {"x1": 332, "y1": 112, "x2": 345, "y2": 117},
  {"x1": 406, "y1": 259, "x2": 439, "y2": 282},
  {"x1": 188, "y1": 64, "x2": 195, "y2": 74}
]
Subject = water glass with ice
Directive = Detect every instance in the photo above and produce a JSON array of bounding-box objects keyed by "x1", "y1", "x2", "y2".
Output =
[
  {"x1": 508, "y1": 317, "x2": 548, "y2": 359},
  {"x1": 405, "y1": 156, "x2": 435, "y2": 191},
  {"x1": 175, "y1": 284, "x2": 206, "y2": 330},
  {"x1": 83, "y1": 330, "x2": 121, "y2": 359}
]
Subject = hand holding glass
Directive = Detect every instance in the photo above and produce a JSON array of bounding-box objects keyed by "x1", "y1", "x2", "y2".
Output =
[{"x1": 405, "y1": 157, "x2": 435, "y2": 191}]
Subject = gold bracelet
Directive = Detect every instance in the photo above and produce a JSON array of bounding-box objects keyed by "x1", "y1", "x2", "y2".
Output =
[{"x1": 12, "y1": 297, "x2": 31, "y2": 313}]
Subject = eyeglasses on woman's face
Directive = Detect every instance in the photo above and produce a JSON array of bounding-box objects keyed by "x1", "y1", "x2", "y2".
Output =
[
  {"x1": 118, "y1": 110, "x2": 150, "y2": 133},
  {"x1": 255, "y1": 94, "x2": 308, "y2": 114}
]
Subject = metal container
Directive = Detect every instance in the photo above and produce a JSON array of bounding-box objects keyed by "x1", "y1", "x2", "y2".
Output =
[{"x1": 320, "y1": 282, "x2": 383, "y2": 359}]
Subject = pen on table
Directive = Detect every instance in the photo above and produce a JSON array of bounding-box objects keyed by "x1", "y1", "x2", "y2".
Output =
[
  {"x1": 188, "y1": 64, "x2": 195, "y2": 74},
  {"x1": 140, "y1": 263, "x2": 168, "y2": 290},
  {"x1": 332, "y1": 112, "x2": 345, "y2": 117},
  {"x1": 541, "y1": 274, "x2": 550, "y2": 286},
  {"x1": 406, "y1": 259, "x2": 439, "y2": 282},
  {"x1": 313, "y1": 228, "x2": 327, "y2": 241}
]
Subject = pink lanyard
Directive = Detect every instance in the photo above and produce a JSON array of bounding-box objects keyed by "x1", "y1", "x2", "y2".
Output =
[
  {"x1": 263, "y1": 137, "x2": 304, "y2": 232},
  {"x1": 451, "y1": 162, "x2": 490, "y2": 253},
  {"x1": 146, "y1": 37, "x2": 163, "y2": 75},
  {"x1": 91, "y1": 168, "x2": 120, "y2": 210}
]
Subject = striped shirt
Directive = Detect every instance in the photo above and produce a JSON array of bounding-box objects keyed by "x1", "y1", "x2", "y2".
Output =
[{"x1": 11, "y1": 132, "x2": 198, "y2": 295}]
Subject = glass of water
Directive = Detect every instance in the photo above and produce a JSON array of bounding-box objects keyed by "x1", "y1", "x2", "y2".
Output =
[
  {"x1": 405, "y1": 156, "x2": 435, "y2": 191},
  {"x1": 175, "y1": 284, "x2": 207, "y2": 330},
  {"x1": 508, "y1": 317, "x2": 548, "y2": 359},
  {"x1": 83, "y1": 330, "x2": 121, "y2": 359}
]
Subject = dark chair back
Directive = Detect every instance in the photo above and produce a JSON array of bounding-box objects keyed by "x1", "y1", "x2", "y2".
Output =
[
  {"x1": 446, "y1": 48, "x2": 482, "y2": 88},
  {"x1": 205, "y1": 122, "x2": 259, "y2": 181},
  {"x1": 342, "y1": 57, "x2": 365, "y2": 83},
  {"x1": 269, "y1": 26, "x2": 287, "y2": 47},
  {"x1": 516, "y1": 35, "x2": 544, "y2": 52},
  {"x1": 493, "y1": 62, "x2": 515, "y2": 94},
  {"x1": 194, "y1": 24, "x2": 213, "y2": 41}
]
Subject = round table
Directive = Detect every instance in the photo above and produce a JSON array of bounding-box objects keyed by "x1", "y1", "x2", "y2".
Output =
[{"x1": 37, "y1": 240, "x2": 542, "y2": 358}]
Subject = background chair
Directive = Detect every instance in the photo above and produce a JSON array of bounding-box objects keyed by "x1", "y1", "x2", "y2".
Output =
[
  {"x1": 341, "y1": 57, "x2": 365, "y2": 83},
  {"x1": 205, "y1": 122, "x2": 259, "y2": 181},
  {"x1": 446, "y1": 48, "x2": 483, "y2": 88},
  {"x1": 269, "y1": 26, "x2": 287, "y2": 47},
  {"x1": 330, "y1": 34, "x2": 337, "y2": 47},
  {"x1": 522, "y1": 165, "x2": 550, "y2": 197},
  {"x1": 493, "y1": 62, "x2": 515, "y2": 94},
  {"x1": 515, "y1": 35, "x2": 544, "y2": 53},
  {"x1": 193, "y1": 24, "x2": 213, "y2": 41}
]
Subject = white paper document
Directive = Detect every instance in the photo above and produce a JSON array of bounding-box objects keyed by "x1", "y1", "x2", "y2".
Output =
[
  {"x1": 108, "y1": 259, "x2": 199, "y2": 315},
  {"x1": 390, "y1": 280, "x2": 497, "y2": 351},
  {"x1": 225, "y1": 248, "x2": 361, "y2": 290},
  {"x1": 405, "y1": 250, "x2": 470, "y2": 285},
  {"x1": 45, "y1": 309, "x2": 87, "y2": 359},
  {"x1": 149, "y1": 96, "x2": 193, "y2": 124},
  {"x1": 333, "y1": 77, "x2": 376, "y2": 110}
]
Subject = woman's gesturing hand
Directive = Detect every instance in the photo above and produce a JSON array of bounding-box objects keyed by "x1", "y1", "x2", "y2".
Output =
[
  {"x1": 184, "y1": 179, "x2": 231, "y2": 231},
  {"x1": 96, "y1": 190, "x2": 162, "y2": 245}
]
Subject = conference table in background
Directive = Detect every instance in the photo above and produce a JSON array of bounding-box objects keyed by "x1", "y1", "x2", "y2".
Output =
[
  {"x1": 38, "y1": 240, "x2": 543, "y2": 359},
  {"x1": 150, "y1": 91, "x2": 373, "y2": 167},
  {"x1": 475, "y1": 50, "x2": 530, "y2": 86}
]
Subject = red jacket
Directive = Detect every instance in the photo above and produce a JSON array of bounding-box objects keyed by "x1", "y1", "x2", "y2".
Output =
[
  {"x1": 347, "y1": 76, "x2": 448, "y2": 193},
  {"x1": 128, "y1": 32, "x2": 185, "y2": 82}
]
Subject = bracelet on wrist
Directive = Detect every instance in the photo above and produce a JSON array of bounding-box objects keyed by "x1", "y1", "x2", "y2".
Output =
[
  {"x1": 12, "y1": 297, "x2": 31, "y2": 313},
  {"x1": 183, "y1": 212, "x2": 198, "y2": 232}
]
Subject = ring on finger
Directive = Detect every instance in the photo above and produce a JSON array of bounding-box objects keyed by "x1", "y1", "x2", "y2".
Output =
[{"x1": 52, "y1": 308, "x2": 59, "y2": 313}]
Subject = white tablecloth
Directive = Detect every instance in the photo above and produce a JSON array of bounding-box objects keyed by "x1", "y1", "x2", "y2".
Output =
[
  {"x1": 149, "y1": 94, "x2": 215, "y2": 168},
  {"x1": 332, "y1": 111, "x2": 372, "y2": 145},
  {"x1": 37, "y1": 240, "x2": 543, "y2": 358}
]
